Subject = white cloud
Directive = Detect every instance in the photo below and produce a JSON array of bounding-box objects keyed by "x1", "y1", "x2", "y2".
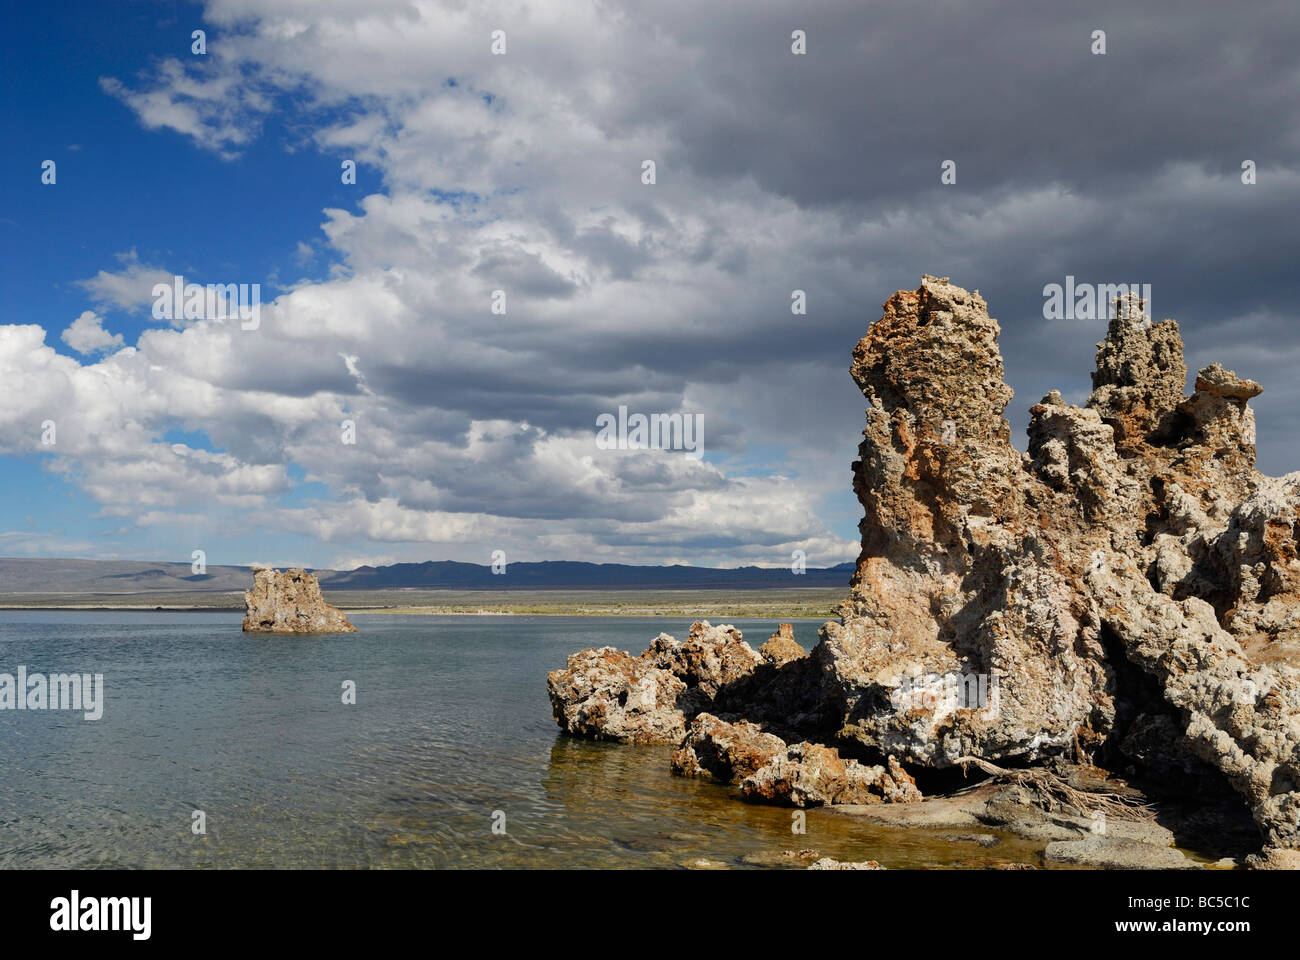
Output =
[
  {"x1": 77, "y1": 250, "x2": 175, "y2": 312},
  {"x1": 99, "y1": 57, "x2": 264, "y2": 160},
  {"x1": 25, "y1": 0, "x2": 1290, "y2": 566},
  {"x1": 0, "y1": 531, "x2": 99, "y2": 558},
  {"x1": 60, "y1": 311, "x2": 125, "y2": 355},
  {"x1": 0, "y1": 2, "x2": 983, "y2": 564},
  {"x1": 136, "y1": 511, "x2": 209, "y2": 527}
]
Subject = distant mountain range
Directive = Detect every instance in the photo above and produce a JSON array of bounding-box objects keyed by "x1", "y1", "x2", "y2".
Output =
[
  {"x1": 323, "y1": 560, "x2": 854, "y2": 590},
  {"x1": 0, "y1": 557, "x2": 855, "y2": 594}
]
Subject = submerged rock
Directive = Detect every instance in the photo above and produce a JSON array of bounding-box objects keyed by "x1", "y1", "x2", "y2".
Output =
[
  {"x1": 739, "y1": 741, "x2": 921, "y2": 808},
  {"x1": 808, "y1": 857, "x2": 885, "y2": 870},
  {"x1": 670, "y1": 712, "x2": 920, "y2": 807},
  {"x1": 242, "y1": 566, "x2": 356, "y2": 634},
  {"x1": 937, "y1": 833, "x2": 1002, "y2": 847},
  {"x1": 740, "y1": 848, "x2": 822, "y2": 867}
]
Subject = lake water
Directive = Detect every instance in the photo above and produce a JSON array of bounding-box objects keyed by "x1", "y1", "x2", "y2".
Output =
[{"x1": 0, "y1": 612, "x2": 1041, "y2": 869}]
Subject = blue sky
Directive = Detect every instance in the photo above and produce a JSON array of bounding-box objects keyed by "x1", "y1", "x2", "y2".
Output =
[
  {"x1": 0, "y1": 0, "x2": 867, "y2": 569},
  {"x1": 2, "y1": 1, "x2": 383, "y2": 565},
  {"x1": 2, "y1": 0, "x2": 1298, "y2": 571},
  {"x1": 4, "y1": 1, "x2": 341, "y2": 338}
]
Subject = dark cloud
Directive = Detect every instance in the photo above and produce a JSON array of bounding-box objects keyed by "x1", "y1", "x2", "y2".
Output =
[{"x1": 17, "y1": 0, "x2": 1300, "y2": 565}]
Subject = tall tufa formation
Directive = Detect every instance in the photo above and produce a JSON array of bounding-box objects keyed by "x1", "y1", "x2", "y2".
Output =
[
  {"x1": 546, "y1": 276, "x2": 1300, "y2": 858},
  {"x1": 242, "y1": 566, "x2": 357, "y2": 634},
  {"x1": 821, "y1": 276, "x2": 1300, "y2": 850},
  {"x1": 821, "y1": 277, "x2": 1080, "y2": 768}
]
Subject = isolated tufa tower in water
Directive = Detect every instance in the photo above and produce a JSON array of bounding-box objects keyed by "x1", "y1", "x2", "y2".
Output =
[{"x1": 242, "y1": 566, "x2": 357, "y2": 634}]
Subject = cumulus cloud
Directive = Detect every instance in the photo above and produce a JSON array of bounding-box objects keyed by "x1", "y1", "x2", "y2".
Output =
[
  {"x1": 60, "y1": 311, "x2": 124, "y2": 355},
  {"x1": 5, "y1": 0, "x2": 1299, "y2": 566}
]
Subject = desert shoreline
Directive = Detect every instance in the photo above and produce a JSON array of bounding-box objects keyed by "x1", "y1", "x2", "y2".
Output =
[{"x1": 0, "y1": 587, "x2": 842, "y2": 620}]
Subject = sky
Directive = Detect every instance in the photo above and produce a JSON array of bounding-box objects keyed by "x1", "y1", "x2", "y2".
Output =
[{"x1": 1, "y1": 0, "x2": 1298, "y2": 571}]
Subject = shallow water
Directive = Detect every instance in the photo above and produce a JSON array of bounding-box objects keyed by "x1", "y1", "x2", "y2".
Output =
[{"x1": 0, "y1": 612, "x2": 1044, "y2": 869}]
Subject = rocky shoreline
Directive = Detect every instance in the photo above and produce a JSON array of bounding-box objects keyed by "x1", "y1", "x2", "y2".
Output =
[{"x1": 546, "y1": 276, "x2": 1300, "y2": 869}]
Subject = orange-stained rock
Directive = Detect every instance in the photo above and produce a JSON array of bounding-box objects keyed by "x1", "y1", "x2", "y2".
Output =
[
  {"x1": 738, "y1": 740, "x2": 918, "y2": 808},
  {"x1": 670, "y1": 713, "x2": 785, "y2": 782},
  {"x1": 759, "y1": 623, "x2": 807, "y2": 665}
]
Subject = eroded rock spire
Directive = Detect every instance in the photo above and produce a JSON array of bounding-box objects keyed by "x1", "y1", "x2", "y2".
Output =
[{"x1": 546, "y1": 276, "x2": 1300, "y2": 861}]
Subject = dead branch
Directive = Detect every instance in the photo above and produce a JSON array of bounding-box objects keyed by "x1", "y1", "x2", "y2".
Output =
[{"x1": 953, "y1": 755, "x2": 1156, "y2": 822}]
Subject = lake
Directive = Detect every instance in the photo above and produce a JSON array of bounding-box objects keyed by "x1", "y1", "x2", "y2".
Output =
[{"x1": 0, "y1": 612, "x2": 1037, "y2": 869}]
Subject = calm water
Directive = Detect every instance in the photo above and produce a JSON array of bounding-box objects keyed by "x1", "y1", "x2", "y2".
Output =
[{"x1": 0, "y1": 612, "x2": 1039, "y2": 869}]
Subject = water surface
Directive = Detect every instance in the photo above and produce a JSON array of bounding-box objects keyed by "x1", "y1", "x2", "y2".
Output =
[{"x1": 0, "y1": 612, "x2": 1039, "y2": 869}]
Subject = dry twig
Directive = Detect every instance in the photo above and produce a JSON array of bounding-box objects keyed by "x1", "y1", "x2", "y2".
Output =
[{"x1": 953, "y1": 755, "x2": 1155, "y2": 822}]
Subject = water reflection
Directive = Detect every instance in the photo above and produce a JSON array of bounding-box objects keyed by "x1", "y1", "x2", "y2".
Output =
[{"x1": 0, "y1": 612, "x2": 1047, "y2": 869}]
